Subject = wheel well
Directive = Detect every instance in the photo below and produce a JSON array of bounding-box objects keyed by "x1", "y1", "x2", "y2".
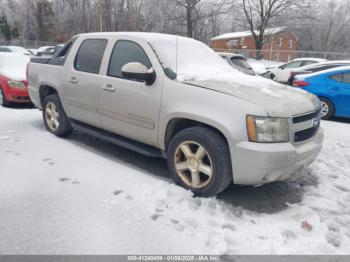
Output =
[
  {"x1": 164, "y1": 118, "x2": 229, "y2": 150},
  {"x1": 319, "y1": 96, "x2": 335, "y2": 111},
  {"x1": 39, "y1": 85, "x2": 58, "y2": 105}
]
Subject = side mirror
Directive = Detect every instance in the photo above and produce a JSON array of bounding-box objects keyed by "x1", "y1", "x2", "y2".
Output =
[{"x1": 121, "y1": 62, "x2": 156, "y2": 85}]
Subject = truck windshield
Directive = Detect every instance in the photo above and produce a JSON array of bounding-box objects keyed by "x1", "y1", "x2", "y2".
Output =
[{"x1": 147, "y1": 35, "x2": 237, "y2": 82}]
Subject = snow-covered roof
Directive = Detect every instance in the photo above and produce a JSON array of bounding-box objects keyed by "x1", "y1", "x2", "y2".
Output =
[
  {"x1": 211, "y1": 27, "x2": 287, "y2": 41},
  {"x1": 293, "y1": 57, "x2": 327, "y2": 63}
]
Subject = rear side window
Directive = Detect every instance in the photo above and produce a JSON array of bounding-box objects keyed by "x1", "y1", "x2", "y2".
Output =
[
  {"x1": 281, "y1": 61, "x2": 303, "y2": 69},
  {"x1": 343, "y1": 73, "x2": 350, "y2": 83},
  {"x1": 302, "y1": 61, "x2": 316, "y2": 67},
  {"x1": 330, "y1": 74, "x2": 343, "y2": 82},
  {"x1": 311, "y1": 65, "x2": 336, "y2": 72},
  {"x1": 230, "y1": 57, "x2": 252, "y2": 70},
  {"x1": 108, "y1": 40, "x2": 152, "y2": 79},
  {"x1": 75, "y1": 39, "x2": 107, "y2": 74}
]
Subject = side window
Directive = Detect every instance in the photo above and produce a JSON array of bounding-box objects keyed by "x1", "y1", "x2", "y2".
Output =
[
  {"x1": 311, "y1": 65, "x2": 335, "y2": 73},
  {"x1": 75, "y1": 39, "x2": 107, "y2": 74},
  {"x1": 281, "y1": 61, "x2": 303, "y2": 69},
  {"x1": 301, "y1": 61, "x2": 316, "y2": 67},
  {"x1": 330, "y1": 74, "x2": 343, "y2": 82},
  {"x1": 108, "y1": 40, "x2": 152, "y2": 79},
  {"x1": 343, "y1": 73, "x2": 350, "y2": 84}
]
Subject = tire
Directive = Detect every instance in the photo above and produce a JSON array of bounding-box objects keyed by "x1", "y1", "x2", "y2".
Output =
[
  {"x1": 270, "y1": 73, "x2": 276, "y2": 80},
  {"x1": 167, "y1": 126, "x2": 233, "y2": 197},
  {"x1": 319, "y1": 97, "x2": 334, "y2": 120},
  {"x1": 0, "y1": 87, "x2": 10, "y2": 107},
  {"x1": 43, "y1": 94, "x2": 72, "y2": 137}
]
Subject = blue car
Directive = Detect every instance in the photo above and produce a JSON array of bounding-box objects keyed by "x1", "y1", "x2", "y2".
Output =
[{"x1": 293, "y1": 66, "x2": 350, "y2": 120}]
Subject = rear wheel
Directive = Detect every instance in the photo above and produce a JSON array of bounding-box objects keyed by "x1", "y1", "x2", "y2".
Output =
[
  {"x1": 320, "y1": 97, "x2": 334, "y2": 120},
  {"x1": 167, "y1": 127, "x2": 232, "y2": 197},
  {"x1": 43, "y1": 94, "x2": 72, "y2": 137},
  {"x1": 0, "y1": 87, "x2": 10, "y2": 107}
]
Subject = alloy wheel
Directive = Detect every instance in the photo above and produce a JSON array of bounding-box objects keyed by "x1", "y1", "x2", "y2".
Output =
[
  {"x1": 174, "y1": 141, "x2": 213, "y2": 188},
  {"x1": 45, "y1": 101, "x2": 60, "y2": 131},
  {"x1": 321, "y1": 101, "x2": 329, "y2": 118}
]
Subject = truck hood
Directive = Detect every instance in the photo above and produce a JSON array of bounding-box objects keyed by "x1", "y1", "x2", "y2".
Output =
[{"x1": 186, "y1": 76, "x2": 320, "y2": 117}]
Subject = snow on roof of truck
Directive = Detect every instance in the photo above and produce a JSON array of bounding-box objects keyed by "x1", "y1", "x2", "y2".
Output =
[{"x1": 77, "y1": 32, "x2": 196, "y2": 43}]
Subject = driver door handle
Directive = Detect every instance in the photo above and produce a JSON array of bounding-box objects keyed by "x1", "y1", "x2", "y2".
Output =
[
  {"x1": 102, "y1": 84, "x2": 116, "y2": 92},
  {"x1": 68, "y1": 77, "x2": 79, "y2": 84}
]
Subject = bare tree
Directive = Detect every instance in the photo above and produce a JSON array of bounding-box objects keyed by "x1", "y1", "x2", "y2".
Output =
[
  {"x1": 174, "y1": 0, "x2": 232, "y2": 38},
  {"x1": 241, "y1": 0, "x2": 311, "y2": 59}
]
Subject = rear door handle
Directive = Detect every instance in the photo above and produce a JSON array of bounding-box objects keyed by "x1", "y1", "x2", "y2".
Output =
[
  {"x1": 102, "y1": 84, "x2": 116, "y2": 92},
  {"x1": 68, "y1": 77, "x2": 79, "y2": 84}
]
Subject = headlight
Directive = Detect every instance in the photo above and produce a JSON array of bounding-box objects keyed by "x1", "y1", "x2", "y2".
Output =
[
  {"x1": 246, "y1": 115, "x2": 290, "y2": 143},
  {"x1": 8, "y1": 80, "x2": 26, "y2": 89}
]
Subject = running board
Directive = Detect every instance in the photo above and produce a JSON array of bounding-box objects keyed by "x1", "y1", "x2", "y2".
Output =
[{"x1": 70, "y1": 120, "x2": 164, "y2": 158}]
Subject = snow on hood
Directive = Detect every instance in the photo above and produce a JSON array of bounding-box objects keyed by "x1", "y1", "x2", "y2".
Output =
[
  {"x1": 0, "y1": 53, "x2": 30, "y2": 81},
  {"x1": 188, "y1": 78, "x2": 321, "y2": 117},
  {"x1": 145, "y1": 35, "x2": 320, "y2": 116}
]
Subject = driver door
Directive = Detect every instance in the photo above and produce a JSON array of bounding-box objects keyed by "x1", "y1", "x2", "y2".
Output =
[{"x1": 98, "y1": 39, "x2": 163, "y2": 147}]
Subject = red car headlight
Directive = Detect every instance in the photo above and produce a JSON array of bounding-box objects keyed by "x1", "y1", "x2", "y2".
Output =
[{"x1": 8, "y1": 80, "x2": 26, "y2": 89}]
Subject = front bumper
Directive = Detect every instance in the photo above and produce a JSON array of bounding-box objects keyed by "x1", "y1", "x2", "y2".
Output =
[
  {"x1": 231, "y1": 128, "x2": 324, "y2": 185},
  {"x1": 7, "y1": 88, "x2": 31, "y2": 103}
]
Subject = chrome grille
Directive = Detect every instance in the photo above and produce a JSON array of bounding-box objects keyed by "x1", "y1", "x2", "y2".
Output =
[{"x1": 292, "y1": 110, "x2": 321, "y2": 143}]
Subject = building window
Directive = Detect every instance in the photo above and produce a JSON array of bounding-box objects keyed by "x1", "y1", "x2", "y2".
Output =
[
  {"x1": 288, "y1": 55, "x2": 292, "y2": 62},
  {"x1": 278, "y1": 38, "x2": 282, "y2": 47},
  {"x1": 228, "y1": 39, "x2": 239, "y2": 48},
  {"x1": 289, "y1": 39, "x2": 293, "y2": 49},
  {"x1": 241, "y1": 38, "x2": 245, "y2": 46}
]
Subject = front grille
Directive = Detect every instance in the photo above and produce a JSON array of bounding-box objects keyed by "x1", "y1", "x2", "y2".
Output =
[
  {"x1": 295, "y1": 126, "x2": 319, "y2": 142},
  {"x1": 293, "y1": 109, "x2": 321, "y2": 124},
  {"x1": 292, "y1": 109, "x2": 321, "y2": 143}
]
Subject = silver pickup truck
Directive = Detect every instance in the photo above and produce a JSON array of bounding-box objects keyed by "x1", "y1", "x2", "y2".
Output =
[{"x1": 28, "y1": 32, "x2": 323, "y2": 197}]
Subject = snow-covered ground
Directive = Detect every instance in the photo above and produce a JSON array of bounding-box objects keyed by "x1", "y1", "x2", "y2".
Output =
[{"x1": 0, "y1": 106, "x2": 350, "y2": 255}]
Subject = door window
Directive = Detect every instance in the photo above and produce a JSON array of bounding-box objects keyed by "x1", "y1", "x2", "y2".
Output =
[
  {"x1": 108, "y1": 40, "x2": 152, "y2": 79},
  {"x1": 330, "y1": 74, "x2": 343, "y2": 82},
  {"x1": 301, "y1": 61, "x2": 317, "y2": 67},
  {"x1": 74, "y1": 39, "x2": 108, "y2": 74},
  {"x1": 230, "y1": 57, "x2": 252, "y2": 70},
  {"x1": 343, "y1": 73, "x2": 350, "y2": 84},
  {"x1": 280, "y1": 61, "x2": 303, "y2": 69}
]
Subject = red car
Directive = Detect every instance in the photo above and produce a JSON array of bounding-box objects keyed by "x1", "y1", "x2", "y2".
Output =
[{"x1": 0, "y1": 53, "x2": 31, "y2": 106}]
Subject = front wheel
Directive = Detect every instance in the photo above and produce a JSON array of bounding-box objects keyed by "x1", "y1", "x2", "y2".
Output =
[
  {"x1": 320, "y1": 97, "x2": 334, "y2": 120},
  {"x1": 43, "y1": 94, "x2": 72, "y2": 137},
  {"x1": 167, "y1": 127, "x2": 232, "y2": 197}
]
